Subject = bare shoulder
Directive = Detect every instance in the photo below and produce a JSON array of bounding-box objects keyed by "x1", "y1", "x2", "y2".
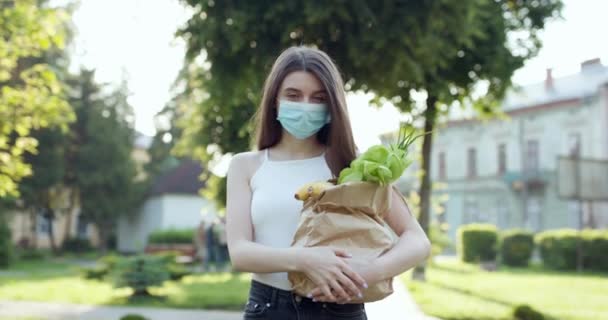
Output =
[{"x1": 229, "y1": 150, "x2": 265, "y2": 179}]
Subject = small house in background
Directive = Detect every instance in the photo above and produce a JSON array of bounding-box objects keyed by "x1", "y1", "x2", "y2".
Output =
[
  {"x1": 8, "y1": 189, "x2": 101, "y2": 250},
  {"x1": 117, "y1": 159, "x2": 218, "y2": 254}
]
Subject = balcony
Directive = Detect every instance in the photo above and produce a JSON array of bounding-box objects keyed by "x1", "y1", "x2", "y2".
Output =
[{"x1": 502, "y1": 170, "x2": 549, "y2": 191}]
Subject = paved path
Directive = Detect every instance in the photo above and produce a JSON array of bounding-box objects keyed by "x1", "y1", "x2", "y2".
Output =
[
  {"x1": 0, "y1": 301, "x2": 241, "y2": 320},
  {"x1": 366, "y1": 278, "x2": 438, "y2": 320},
  {"x1": 0, "y1": 279, "x2": 435, "y2": 320}
]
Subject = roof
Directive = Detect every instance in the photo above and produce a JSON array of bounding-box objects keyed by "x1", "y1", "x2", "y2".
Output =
[
  {"x1": 148, "y1": 159, "x2": 206, "y2": 196},
  {"x1": 502, "y1": 61, "x2": 608, "y2": 111},
  {"x1": 444, "y1": 60, "x2": 608, "y2": 127}
]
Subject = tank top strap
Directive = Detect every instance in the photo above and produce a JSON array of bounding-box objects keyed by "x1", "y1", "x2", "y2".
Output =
[{"x1": 264, "y1": 148, "x2": 269, "y2": 162}]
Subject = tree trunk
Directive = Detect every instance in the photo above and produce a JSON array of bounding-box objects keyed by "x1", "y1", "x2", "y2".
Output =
[
  {"x1": 62, "y1": 188, "x2": 78, "y2": 245},
  {"x1": 30, "y1": 207, "x2": 37, "y2": 249},
  {"x1": 46, "y1": 207, "x2": 57, "y2": 254},
  {"x1": 97, "y1": 221, "x2": 108, "y2": 255},
  {"x1": 412, "y1": 94, "x2": 438, "y2": 282}
]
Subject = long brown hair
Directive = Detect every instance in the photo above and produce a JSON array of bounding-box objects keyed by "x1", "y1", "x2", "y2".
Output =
[{"x1": 254, "y1": 46, "x2": 357, "y2": 177}]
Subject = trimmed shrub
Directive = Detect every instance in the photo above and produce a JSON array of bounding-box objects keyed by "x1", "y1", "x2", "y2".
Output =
[
  {"x1": 16, "y1": 249, "x2": 48, "y2": 260},
  {"x1": 536, "y1": 229, "x2": 608, "y2": 271},
  {"x1": 457, "y1": 224, "x2": 498, "y2": 263},
  {"x1": 0, "y1": 221, "x2": 13, "y2": 268},
  {"x1": 535, "y1": 229, "x2": 578, "y2": 270},
  {"x1": 120, "y1": 314, "x2": 148, "y2": 320},
  {"x1": 112, "y1": 255, "x2": 170, "y2": 296},
  {"x1": 151, "y1": 251, "x2": 180, "y2": 265},
  {"x1": 168, "y1": 264, "x2": 191, "y2": 281},
  {"x1": 513, "y1": 304, "x2": 544, "y2": 320},
  {"x1": 500, "y1": 229, "x2": 534, "y2": 267},
  {"x1": 99, "y1": 253, "x2": 121, "y2": 269},
  {"x1": 582, "y1": 229, "x2": 608, "y2": 271},
  {"x1": 83, "y1": 266, "x2": 109, "y2": 280},
  {"x1": 148, "y1": 229, "x2": 195, "y2": 245},
  {"x1": 62, "y1": 237, "x2": 93, "y2": 253},
  {"x1": 81, "y1": 254, "x2": 122, "y2": 280}
]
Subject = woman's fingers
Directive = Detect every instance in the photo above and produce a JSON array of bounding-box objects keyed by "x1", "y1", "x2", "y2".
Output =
[
  {"x1": 320, "y1": 284, "x2": 335, "y2": 301},
  {"x1": 307, "y1": 287, "x2": 322, "y2": 298},
  {"x1": 336, "y1": 271, "x2": 362, "y2": 299},
  {"x1": 312, "y1": 291, "x2": 348, "y2": 304},
  {"x1": 329, "y1": 279, "x2": 351, "y2": 301},
  {"x1": 332, "y1": 248, "x2": 352, "y2": 258},
  {"x1": 340, "y1": 264, "x2": 368, "y2": 289}
]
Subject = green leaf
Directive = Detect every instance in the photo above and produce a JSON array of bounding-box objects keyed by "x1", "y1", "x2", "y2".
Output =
[
  {"x1": 338, "y1": 167, "x2": 363, "y2": 184},
  {"x1": 375, "y1": 164, "x2": 393, "y2": 184},
  {"x1": 361, "y1": 145, "x2": 390, "y2": 163}
]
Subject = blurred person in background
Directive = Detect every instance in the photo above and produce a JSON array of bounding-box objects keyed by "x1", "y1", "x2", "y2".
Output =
[
  {"x1": 214, "y1": 216, "x2": 230, "y2": 271},
  {"x1": 193, "y1": 220, "x2": 207, "y2": 272},
  {"x1": 205, "y1": 218, "x2": 218, "y2": 272}
]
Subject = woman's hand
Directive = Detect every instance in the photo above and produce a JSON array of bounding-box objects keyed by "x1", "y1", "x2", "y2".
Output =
[
  {"x1": 296, "y1": 247, "x2": 368, "y2": 302},
  {"x1": 308, "y1": 259, "x2": 377, "y2": 304}
]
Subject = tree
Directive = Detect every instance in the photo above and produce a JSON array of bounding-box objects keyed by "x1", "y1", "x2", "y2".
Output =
[
  {"x1": 0, "y1": 0, "x2": 74, "y2": 198},
  {"x1": 144, "y1": 100, "x2": 184, "y2": 182},
  {"x1": 18, "y1": 128, "x2": 68, "y2": 251},
  {"x1": 175, "y1": 1, "x2": 561, "y2": 279},
  {"x1": 66, "y1": 69, "x2": 142, "y2": 252},
  {"x1": 408, "y1": 1, "x2": 562, "y2": 280}
]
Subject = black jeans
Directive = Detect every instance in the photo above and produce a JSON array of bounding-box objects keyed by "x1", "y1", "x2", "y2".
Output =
[{"x1": 243, "y1": 280, "x2": 367, "y2": 320}]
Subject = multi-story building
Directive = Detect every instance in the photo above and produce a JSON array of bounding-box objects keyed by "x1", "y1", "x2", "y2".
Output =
[{"x1": 418, "y1": 58, "x2": 608, "y2": 242}]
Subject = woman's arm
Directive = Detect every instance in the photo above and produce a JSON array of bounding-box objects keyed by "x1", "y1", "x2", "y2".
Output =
[
  {"x1": 226, "y1": 152, "x2": 300, "y2": 273},
  {"x1": 226, "y1": 152, "x2": 367, "y2": 300},
  {"x1": 366, "y1": 187, "x2": 431, "y2": 283}
]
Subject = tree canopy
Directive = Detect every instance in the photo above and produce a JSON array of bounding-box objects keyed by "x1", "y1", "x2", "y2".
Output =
[
  {"x1": 0, "y1": 0, "x2": 75, "y2": 197},
  {"x1": 174, "y1": 0, "x2": 561, "y2": 213}
]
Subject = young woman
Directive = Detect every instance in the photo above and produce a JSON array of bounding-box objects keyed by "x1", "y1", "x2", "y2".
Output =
[{"x1": 226, "y1": 46, "x2": 431, "y2": 320}]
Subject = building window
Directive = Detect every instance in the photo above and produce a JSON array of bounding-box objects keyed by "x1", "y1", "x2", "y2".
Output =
[
  {"x1": 37, "y1": 211, "x2": 51, "y2": 234},
  {"x1": 496, "y1": 199, "x2": 509, "y2": 229},
  {"x1": 467, "y1": 148, "x2": 477, "y2": 178},
  {"x1": 498, "y1": 143, "x2": 507, "y2": 175},
  {"x1": 568, "y1": 201, "x2": 581, "y2": 227},
  {"x1": 568, "y1": 133, "x2": 581, "y2": 157},
  {"x1": 464, "y1": 199, "x2": 479, "y2": 224},
  {"x1": 525, "y1": 140, "x2": 539, "y2": 172},
  {"x1": 77, "y1": 215, "x2": 89, "y2": 239},
  {"x1": 525, "y1": 197, "x2": 542, "y2": 231},
  {"x1": 438, "y1": 152, "x2": 446, "y2": 180}
]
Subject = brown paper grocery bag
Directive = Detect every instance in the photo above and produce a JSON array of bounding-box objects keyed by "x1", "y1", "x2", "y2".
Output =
[{"x1": 288, "y1": 181, "x2": 397, "y2": 303}]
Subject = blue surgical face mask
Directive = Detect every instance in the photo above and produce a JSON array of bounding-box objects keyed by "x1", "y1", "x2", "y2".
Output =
[{"x1": 276, "y1": 99, "x2": 331, "y2": 140}]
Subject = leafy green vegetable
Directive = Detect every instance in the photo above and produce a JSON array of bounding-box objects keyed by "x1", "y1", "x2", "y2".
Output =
[{"x1": 337, "y1": 126, "x2": 428, "y2": 185}]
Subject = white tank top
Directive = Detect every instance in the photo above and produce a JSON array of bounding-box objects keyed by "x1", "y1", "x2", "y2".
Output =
[{"x1": 250, "y1": 148, "x2": 333, "y2": 290}]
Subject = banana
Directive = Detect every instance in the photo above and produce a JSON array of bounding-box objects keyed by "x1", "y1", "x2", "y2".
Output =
[{"x1": 294, "y1": 181, "x2": 335, "y2": 201}]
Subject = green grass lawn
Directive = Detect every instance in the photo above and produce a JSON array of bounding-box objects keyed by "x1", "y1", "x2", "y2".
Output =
[
  {"x1": 6, "y1": 256, "x2": 606, "y2": 319},
  {"x1": 402, "y1": 258, "x2": 608, "y2": 320},
  {"x1": 0, "y1": 258, "x2": 251, "y2": 311}
]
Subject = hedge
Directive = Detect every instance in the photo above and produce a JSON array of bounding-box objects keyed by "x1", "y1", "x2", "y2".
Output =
[
  {"x1": 500, "y1": 229, "x2": 534, "y2": 267},
  {"x1": 148, "y1": 229, "x2": 195, "y2": 245},
  {"x1": 536, "y1": 229, "x2": 608, "y2": 271},
  {"x1": 581, "y1": 229, "x2": 608, "y2": 271},
  {"x1": 535, "y1": 229, "x2": 578, "y2": 270},
  {"x1": 457, "y1": 224, "x2": 498, "y2": 263},
  {"x1": 62, "y1": 237, "x2": 93, "y2": 253}
]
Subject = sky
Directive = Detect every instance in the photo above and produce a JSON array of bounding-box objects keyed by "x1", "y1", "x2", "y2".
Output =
[{"x1": 57, "y1": 0, "x2": 608, "y2": 151}]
